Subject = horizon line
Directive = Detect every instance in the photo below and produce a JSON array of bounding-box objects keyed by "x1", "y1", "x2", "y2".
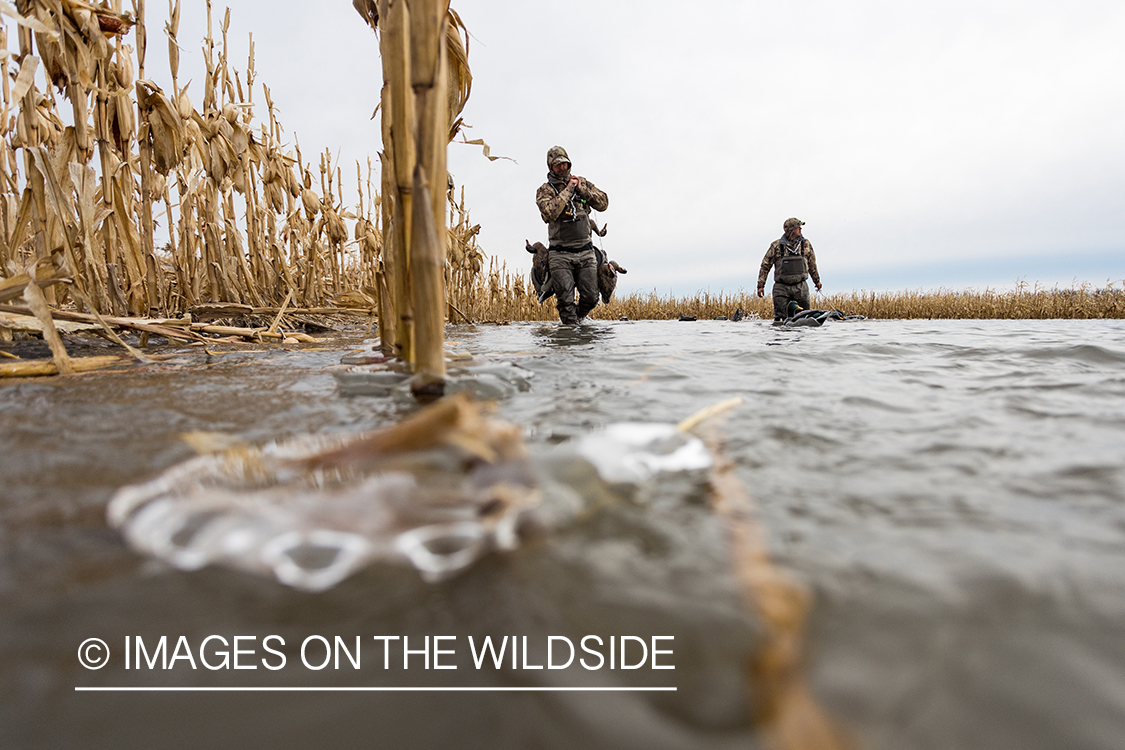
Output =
[{"x1": 609, "y1": 281, "x2": 1125, "y2": 297}]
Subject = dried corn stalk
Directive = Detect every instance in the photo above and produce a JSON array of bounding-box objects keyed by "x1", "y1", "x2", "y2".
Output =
[{"x1": 0, "y1": 0, "x2": 500, "y2": 351}]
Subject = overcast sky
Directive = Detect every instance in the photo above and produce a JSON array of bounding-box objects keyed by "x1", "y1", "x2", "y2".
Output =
[{"x1": 119, "y1": 1, "x2": 1125, "y2": 293}]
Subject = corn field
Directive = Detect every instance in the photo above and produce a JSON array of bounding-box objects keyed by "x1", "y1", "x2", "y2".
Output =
[{"x1": 0, "y1": 1, "x2": 485, "y2": 338}]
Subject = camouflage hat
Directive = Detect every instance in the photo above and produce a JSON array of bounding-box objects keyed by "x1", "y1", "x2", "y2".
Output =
[
  {"x1": 547, "y1": 146, "x2": 571, "y2": 168},
  {"x1": 783, "y1": 217, "x2": 805, "y2": 230}
]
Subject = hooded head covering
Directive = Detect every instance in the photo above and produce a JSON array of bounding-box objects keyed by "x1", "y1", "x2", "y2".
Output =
[
  {"x1": 546, "y1": 146, "x2": 573, "y2": 188},
  {"x1": 547, "y1": 146, "x2": 571, "y2": 169}
]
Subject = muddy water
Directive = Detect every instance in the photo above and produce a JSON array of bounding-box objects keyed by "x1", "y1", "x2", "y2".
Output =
[{"x1": 3, "y1": 318, "x2": 1125, "y2": 749}]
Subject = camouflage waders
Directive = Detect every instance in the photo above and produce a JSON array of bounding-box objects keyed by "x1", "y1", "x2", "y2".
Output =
[
  {"x1": 772, "y1": 280, "x2": 811, "y2": 320},
  {"x1": 548, "y1": 246, "x2": 599, "y2": 324}
]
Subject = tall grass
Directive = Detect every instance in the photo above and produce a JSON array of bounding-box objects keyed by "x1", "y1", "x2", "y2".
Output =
[
  {"x1": 820, "y1": 283, "x2": 1125, "y2": 319},
  {"x1": 449, "y1": 269, "x2": 1125, "y2": 322}
]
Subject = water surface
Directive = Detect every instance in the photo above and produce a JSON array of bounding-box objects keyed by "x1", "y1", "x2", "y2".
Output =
[{"x1": 3, "y1": 318, "x2": 1124, "y2": 749}]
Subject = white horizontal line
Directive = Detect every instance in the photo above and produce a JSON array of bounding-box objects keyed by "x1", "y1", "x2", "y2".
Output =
[{"x1": 75, "y1": 686, "x2": 677, "y2": 692}]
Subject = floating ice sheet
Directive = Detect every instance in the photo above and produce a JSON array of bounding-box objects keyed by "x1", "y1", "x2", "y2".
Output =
[
  {"x1": 573, "y1": 423, "x2": 712, "y2": 484},
  {"x1": 108, "y1": 397, "x2": 713, "y2": 591}
]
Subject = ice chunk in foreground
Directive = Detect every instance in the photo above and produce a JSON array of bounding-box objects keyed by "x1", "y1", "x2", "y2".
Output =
[{"x1": 108, "y1": 395, "x2": 712, "y2": 591}]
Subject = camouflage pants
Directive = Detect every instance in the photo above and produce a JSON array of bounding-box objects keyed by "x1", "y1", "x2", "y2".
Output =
[
  {"x1": 548, "y1": 246, "x2": 599, "y2": 324},
  {"x1": 772, "y1": 280, "x2": 810, "y2": 320}
]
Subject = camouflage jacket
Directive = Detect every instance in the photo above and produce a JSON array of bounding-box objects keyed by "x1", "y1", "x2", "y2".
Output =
[
  {"x1": 535, "y1": 173, "x2": 609, "y2": 248},
  {"x1": 758, "y1": 236, "x2": 820, "y2": 288}
]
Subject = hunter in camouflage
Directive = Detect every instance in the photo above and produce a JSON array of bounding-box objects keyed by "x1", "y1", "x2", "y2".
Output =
[
  {"x1": 534, "y1": 146, "x2": 610, "y2": 324},
  {"x1": 757, "y1": 217, "x2": 823, "y2": 320}
]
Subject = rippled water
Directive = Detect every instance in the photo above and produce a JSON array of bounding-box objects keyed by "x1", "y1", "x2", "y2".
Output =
[{"x1": 3, "y1": 318, "x2": 1125, "y2": 749}]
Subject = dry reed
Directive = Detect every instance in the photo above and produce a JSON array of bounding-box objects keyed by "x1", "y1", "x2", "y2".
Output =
[
  {"x1": 446, "y1": 270, "x2": 1125, "y2": 322},
  {"x1": 818, "y1": 283, "x2": 1125, "y2": 320}
]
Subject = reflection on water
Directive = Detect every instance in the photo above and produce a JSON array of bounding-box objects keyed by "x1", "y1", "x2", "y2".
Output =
[
  {"x1": 3, "y1": 318, "x2": 1125, "y2": 749},
  {"x1": 531, "y1": 321, "x2": 616, "y2": 348}
]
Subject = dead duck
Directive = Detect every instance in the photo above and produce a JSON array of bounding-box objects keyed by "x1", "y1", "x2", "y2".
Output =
[
  {"x1": 596, "y1": 255, "x2": 627, "y2": 304},
  {"x1": 525, "y1": 240, "x2": 628, "y2": 306},
  {"x1": 525, "y1": 240, "x2": 553, "y2": 302}
]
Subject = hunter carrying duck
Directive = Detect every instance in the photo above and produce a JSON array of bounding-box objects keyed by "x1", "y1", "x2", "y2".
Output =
[{"x1": 534, "y1": 146, "x2": 610, "y2": 324}]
